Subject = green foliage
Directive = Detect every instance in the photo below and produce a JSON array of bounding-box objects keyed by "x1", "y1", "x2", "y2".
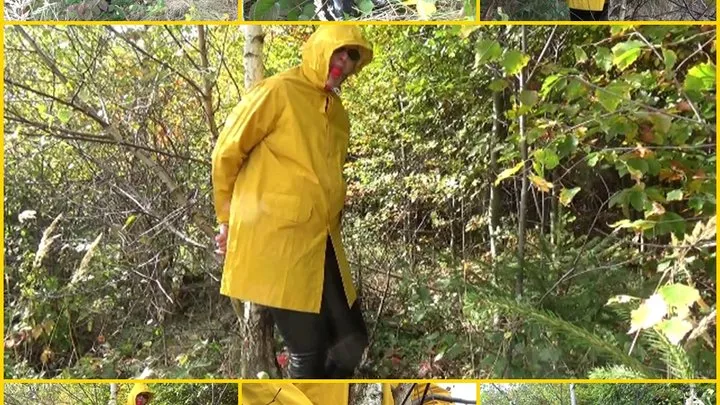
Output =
[
  {"x1": 245, "y1": 0, "x2": 470, "y2": 21},
  {"x1": 3, "y1": 383, "x2": 237, "y2": 405},
  {"x1": 482, "y1": 383, "x2": 716, "y2": 405}
]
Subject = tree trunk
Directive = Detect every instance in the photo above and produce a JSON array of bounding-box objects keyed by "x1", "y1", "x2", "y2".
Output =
[
  {"x1": 618, "y1": 0, "x2": 628, "y2": 20},
  {"x1": 488, "y1": 87, "x2": 506, "y2": 261},
  {"x1": 198, "y1": 25, "x2": 221, "y2": 142},
  {"x1": 109, "y1": 383, "x2": 118, "y2": 405},
  {"x1": 569, "y1": 383, "x2": 577, "y2": 405},
  {"x1": 233, "y1": 25, "x2": 280, "y2": 379},
  {"x1": 516, "y1": 25, "x2": 528, "y2": 300},
  {"x1": 350, "y1": 384, "x2": 382, "y2": 405},
  {"x1": 391, "y1": 384, "x2": 415, "y2": 405}
]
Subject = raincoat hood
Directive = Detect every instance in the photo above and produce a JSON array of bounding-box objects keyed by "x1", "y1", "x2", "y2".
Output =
[
  {"x1": 127, "y1": 383, "x2": 153, "y2": 405},
  {"x1": 301, "y1": 26, "x2": 373, "y2": 90}
]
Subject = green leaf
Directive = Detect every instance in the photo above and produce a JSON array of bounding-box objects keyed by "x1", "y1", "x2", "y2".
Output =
[
  {"x1": 597, "y1": 82, "x2": 630, "y2": 113},
  {"x1": 587, "y1": 153, "x2": 600, "y2": 167},
  {"x1": 533, "y1": 148, "x2": 559, "y2": 170},
  {"x1": 475, "y1": 39, "x2": 502, "y2": 65},
  {"x1": 559, "y1": 187, "x2": 581, "y2": 207},
  {"x1": 656, "y1": 212, "x2": 687, "y2": 237},
  {"x1": 612, "y1": 40, "x2": 644, "y2": 71},
  {"x1": 122, "y1": 214, "x2": 137, "y2": 230},
  {"x1": 658, "y1": 284, "x2": 700, "y2": 309},
  {"x1": 573, "y1": 45, "x2": 588, "y2": 64},
  {"x1": 657, "y1": 317, "x2": 693, "y2": 345},
  {"x1": 502, "y1": 50, "x2": 530, "y2": 76},
  {"x1": 684, "y1": 62, "x2": 716, "y2": 92},
  {"x1": 609, "y1": 219, "x2": 656, "y2": 231},
  {"x1": 667, "y1": 189, "x2": 683, "y2": 201},
  {"x1": 557, "y1": 135, "x2": 578, "y2": 157},
  {"x1": 488, "y1": 78, "x2": 508, "y2": 92},
  {"x1": 251, "y1": 0, "x2": 275, "y2": 19},
  {"x1": 645, "y1": 187, "x2": 666, "y2": 203},
  {"x1": 610, "y1": 26, "x2": 630, "y2": 36},
  {"x1": 519, "y1": 90, "x2": 538, "y2": 106},
  {"x1": 540, "y1": 74, "x2": 561, "y2": 98},
  {"x1": 299, "y1": 2, "x2": 315, "y2": 19},
  {"x1": 57, "y1": 110, "x2": 72, "y2": 124},
  {"x1": 494, "y1": 161, "x2": 524, "y2": 186},
  {"x1": 594, "y1": 47, "x2": 613, "y2": 72},
  {"x1": 649, "y1": 113, "x2": 672, "y2": 135},
  {"x1": 627, "y1": 158, "x2": 649, "y2": 175},
  {"x1": 565, "y1": 78, "x2": 587, "y2": 101},
  {"x1": 357, "y1": 0, "x2": 373, "y2": 13},
  {"x1": 662, "y1": 49, "x2": 677, "y2": 73},
  {"x1": 628, "y1": 190, "x2": 647, "y2": 212}
]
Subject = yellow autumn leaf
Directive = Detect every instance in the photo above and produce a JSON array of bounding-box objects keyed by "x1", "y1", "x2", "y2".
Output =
[
  {"x1": 40, "y1": 347, "x2": 54, "y2": 365},
  {"x1": 629, "y1": 293, "x2": 668, "y2": 334},
  {"x1": 31, "y1": 325, "x2": 44, "y2": 340},
  {"x1": 529, "y1": 174, "x2": 554, "y2": 193},
  {"x1": 416, "y1": 0, "x2": 436, "y2": 19}
]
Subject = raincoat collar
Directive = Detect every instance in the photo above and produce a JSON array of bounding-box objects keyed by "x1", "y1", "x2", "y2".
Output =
[{"x1": 301, "y1": 26, "x2": 373, "y2": 91}]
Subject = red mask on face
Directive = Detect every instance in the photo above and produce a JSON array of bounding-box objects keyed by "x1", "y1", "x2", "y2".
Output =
[
  {"x1": 329, "y1": 66, "x2": 343, "y2": 79},
  {"x1": 325, "y1": 66, "x2": 344, "y2": 92}
]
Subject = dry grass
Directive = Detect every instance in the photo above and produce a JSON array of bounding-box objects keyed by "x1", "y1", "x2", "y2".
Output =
[{"x1": 5, "y1": 0, "x2": 63, "y2": 20}]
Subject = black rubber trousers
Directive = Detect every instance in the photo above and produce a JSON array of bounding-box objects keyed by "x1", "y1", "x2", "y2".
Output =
[{"x1": 268, "y1": 236, "x2": 368, "y2": 378}]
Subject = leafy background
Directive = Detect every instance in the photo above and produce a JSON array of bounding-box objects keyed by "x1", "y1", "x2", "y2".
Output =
[
  {"x1": 482, "y1": 383, "x2": 716, "y2": 405},
  {"x1": 4, "y1": 383, "x2": 238, "y2": 405},
  {"x1": 481, "y1": 0, "x2": 716, "y2": 21}
]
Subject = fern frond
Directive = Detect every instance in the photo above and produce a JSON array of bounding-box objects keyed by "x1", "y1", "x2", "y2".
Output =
[
  {"x1": 465, "y1": 293, "x2": 653, "y2": 377},
  {"x1": 588, "y1": 364, "x2": 646, "y2": 379},
  {"x1": 645, "y1": 329, "x2": 696, "y2": 379}
]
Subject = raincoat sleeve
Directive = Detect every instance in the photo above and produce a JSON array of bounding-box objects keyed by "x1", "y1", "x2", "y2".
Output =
[{"x1": 212, "y1": 81, "x2": 282, "y2": 224}]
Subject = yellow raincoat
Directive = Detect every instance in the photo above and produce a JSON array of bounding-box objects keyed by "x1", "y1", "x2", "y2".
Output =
[
  {"x1": 242, "y1": 383, "x2": 349, "y2": 405},
  {"x1": 212, "y1": 27, "x2": 373, "y2": 313},
  {"x1": 567, "y1": 0, "x2": 605, "y2": 10},
  {"x1": 126, "y1": 383, "x2": 153, "y2": 405},
  {"x1": 381, "y1": 383, "x2": 454, "y2": 405}
]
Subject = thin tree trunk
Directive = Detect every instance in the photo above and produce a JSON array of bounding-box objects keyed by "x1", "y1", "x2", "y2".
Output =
[
  {"x1": 618, "y1": 0, "x2": 628, "y2": 20},
  {"x1": 235, "y1": 25, "x2": 279, "y2": 379},
  {"x1": 489, "y1": 88, "x2": 506, "y2": 261},
  {"x1": 516, "y1": 25, "x2": 528, "y2": 300},
  {"x1": 109, "y1": 383, "x2": 118, "y2": 405},
  {"x1": 350, "y1": 383, "x2": 382, "y2": 405},
  {"x1": 569, "y1": 383, "x2": 577, "y2": 405},
  {"x1": 198, "y1": 25, "x2": 220, "y2": 142}
]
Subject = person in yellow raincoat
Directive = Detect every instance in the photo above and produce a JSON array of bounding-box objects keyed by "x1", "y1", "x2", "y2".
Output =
[
  {"x1": 567, "y1": 0, "x2": 607, "y2": 20},
  {"x1": 127, "y1": 383, "x2": 153, "y2": 405},
  {"x1": 242, "y1": 383, "x2": 349, "y2": 405},
  {"x1": 212, "y1": 26, "x2": 373, "y2": 378}
]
